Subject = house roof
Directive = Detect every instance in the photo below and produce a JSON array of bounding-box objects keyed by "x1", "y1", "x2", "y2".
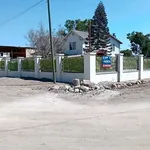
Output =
[
  {"x1": 109, "y1": 34, "x2": 123, "y2": 44},
  {"x1": 74, "y1": 30, "x2": 88, "y2": 39},
  {"x1": 64, "y1": 30, "x2": 123, "y2": 44},
  {"x1": 0, "y1": 45, "x2": 35, "y2": 49}
]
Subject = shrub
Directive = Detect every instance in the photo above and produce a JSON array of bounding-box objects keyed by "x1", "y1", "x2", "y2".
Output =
[
  {"x1": 123, "y1": 57, "x2": 138, "y2": 70},
  {"x1": 8, "y1": 61, "x2": 18, "y2": 71},
  {"x1": 144, "y1": 58, "x2": 150, "y2": 70},
  {"x1": 22, "y1": 59, "x2": 34, "y2": 71},
  {"x1": 0, "y1": 61, "x2": 5, "y2": 70},
  {"x1": 62, "y1": 57, "x2": 84, "y2": 73},
  {"x1": 40, "y1": 59, "x2": 55, "y2": 72},
  {"x1": 121, "y1": 49, "x2": 132, "y2": 57}
]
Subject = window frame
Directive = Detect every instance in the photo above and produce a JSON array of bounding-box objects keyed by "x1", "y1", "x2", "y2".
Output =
[
  {"x1": 112, "y1": 44, "x2": 115, "y2": 51},
  {"x1": 69, "y1": 42, "x2": 76, "y2": 50}
]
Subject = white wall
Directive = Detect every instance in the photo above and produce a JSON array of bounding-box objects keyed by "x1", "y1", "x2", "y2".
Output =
[
  {"x1": 39, "y1": 72, "x2": 53, "y2": 80},
  {"x1": 8, "y1": 71, "x2": 19, "y2": 77},
  {"x1": 142, "y1": 70, "x2": 150, "y2": 79},
  {"x1": 61, "y1": 73, "x2": 84, "y2": 83},
  {"x1": 94, "y1": 72, "x2": 118, "y2": 83},
  {"x1": 21, "y1": 71, "x2": 35, "y2": 78},
  {"x1": 0, "y1": 52, "x2": 10, "y2": 58},
  {"x1": 0, "y1": 71, "x2": 5, "y2": 77},
  {"x1": 109, "y1": 37, "x2": 120, "y2": 57},
  {"x1": 64, "y1": 32, "x2": 84, "y2": 55},
  {"x1": 121, "y1": 71, "x2": 139, "y2": 81},
  {"x1": 2, "y1": 54, "x2": 150, "y2": 84},
  {"x1": 26, "y1": 49, "x2": 35, "y2": 58}
]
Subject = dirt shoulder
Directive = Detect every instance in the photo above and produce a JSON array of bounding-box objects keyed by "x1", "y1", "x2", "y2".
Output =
[{"x1": 1, "y1": 78, "x2": 150, "y2": 150}]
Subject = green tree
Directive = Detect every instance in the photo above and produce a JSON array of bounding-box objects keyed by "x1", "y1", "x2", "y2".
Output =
[
  {"x1": 64, "y1": 20, "x2": 75, "y2": 33},
  {"x1": 127, "y1": 31, "x2": 150, "y2": 56},
  {"x1": 92, "y1": 1, "x2": 110, "y2": 49},
  {"x1": 85, "y1": 1, "x2": 111, "y2": 54},
  {"x1": 64, "y1": 19, "x2": 90, "y2": 33},
  {"x1": 121, "y1": 49, "x2": 132, "y2": 57}
]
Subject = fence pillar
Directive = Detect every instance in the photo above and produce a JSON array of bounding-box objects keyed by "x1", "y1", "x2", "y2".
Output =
[
  {"x1": 17, "y1": 57, "x2": 23, "y2": 77},
  {"x1": 84, "y1": 52, "x2": 96, "y2": 82},
  {"x1": 34, "y1": 56, "x2": 42, "y2": 78},
  {"x1": 138, "y1": 54, "x2": 144, "y2": 80},
  {"x1": 56, "y1": 54, "x2": 64, "y2": 82},
  {"x1": 117, "y1": 53, "x2": 124, "y2": 82},
  {"x1": 4, "y1": 57, "x2": 10, "y2": 76}
]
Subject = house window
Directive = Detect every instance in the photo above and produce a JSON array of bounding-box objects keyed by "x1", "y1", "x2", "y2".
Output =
[
  {"x1": 69, "y1": 42, "x2": 76, "y2": 50},
  {"x1": 112, "y1": 44, "x2": 115, "y2": 51}
]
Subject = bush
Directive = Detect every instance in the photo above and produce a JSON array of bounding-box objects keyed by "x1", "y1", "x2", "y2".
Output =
[
  {"x1": 8, "y1": 61, "x2": 18, "y2": 71},
  {"x1": 40, "y1": 59, "x2": 55, "y2": 72},
  {"x1": 144, "y1": 58, "x2": 150, "y2": 70},
  {"x1": 123, "y1": 57, "x2": 138, "y2": 70},
  {"x1": 0, "y1": 61, "x2": 5, "y2": 70},
  {"x1": 22, "y1": 59, "x2": 34, "y2": 71},
  {"x1": 121, "y1": 49, "x2": 132, "y2": 57},
  {"x1": 62, "y1": 57, "x2": 84, "y2": 73}
]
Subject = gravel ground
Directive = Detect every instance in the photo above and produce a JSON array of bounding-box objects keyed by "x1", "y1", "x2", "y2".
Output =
[{"x1": 0, "y1": 77, "x2": 150, "y2": 150}]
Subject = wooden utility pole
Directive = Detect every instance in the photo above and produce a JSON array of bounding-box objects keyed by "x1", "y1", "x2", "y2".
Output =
[
  {"x1": 47, "y1": 0, "x2": 56, "y2": 83},
  {"x1": 89, "y1": 21, "x2": 92, "y2": 52}
]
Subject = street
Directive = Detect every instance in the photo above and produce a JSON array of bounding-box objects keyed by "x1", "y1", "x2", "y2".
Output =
[{"x1": 0, "y1": 78, "x2": 150, "y2": 150}]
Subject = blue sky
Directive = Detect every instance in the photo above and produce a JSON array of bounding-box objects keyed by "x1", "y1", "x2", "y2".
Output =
[{"x1": 0, "y1": 0, "x2": 150, "y2": 49}]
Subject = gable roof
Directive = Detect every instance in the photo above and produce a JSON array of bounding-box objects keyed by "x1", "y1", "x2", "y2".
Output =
[
  {"x1": 109, "y1": 34, "x2": 123, "y2": 44},
  {"x1": 64, "y1": 30, "x2": 122, "y2": 44},
  {"x1": 74, "y1": 30, "x2": 88, "y2": 39}
]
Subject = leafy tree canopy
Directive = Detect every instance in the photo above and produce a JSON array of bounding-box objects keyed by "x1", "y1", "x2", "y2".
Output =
[
  {"x1": 121, "y1": 49, "x2": 132, "y2": 57},
  {"x1": 64, "y1": 19, "x2": 91, "y2": 33},
  {"x1": 127, "y1": 31, "x2": 150, "y2": 56}
]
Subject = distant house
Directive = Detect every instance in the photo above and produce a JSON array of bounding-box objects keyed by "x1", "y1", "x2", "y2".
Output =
[
  {"x1": 63, "y1": 30, "x2": 123, "y2": 57},
  {"x1": 0, "y1": 46, "x2": 35, "y2": 58}
]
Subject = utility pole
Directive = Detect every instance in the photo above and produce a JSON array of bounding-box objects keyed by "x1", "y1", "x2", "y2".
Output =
[
  {"x1": 89, "y1": 20, "x2": 92, "y2": 52},
  {"x1": 47, "y1": 0, "x2": 56, "y2": 83}
]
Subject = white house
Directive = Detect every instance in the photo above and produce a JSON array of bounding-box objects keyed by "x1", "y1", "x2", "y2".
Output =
[{"x1": 63, "y1": 30, "x2": 122, "y2": 57}]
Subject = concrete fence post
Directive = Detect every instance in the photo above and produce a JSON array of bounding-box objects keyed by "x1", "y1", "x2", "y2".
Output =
[
  {"x1": 117, "y1": 53, "x2": 124, "y2": 82},
  {"x1": 34, "y1": 56, "x2": 42, "y2": 78},
  {"x1": 138, "y1": 54, "x2": 144, "y2": 80},
  {"x1": 17, "y1": 57, "x2": 24, "y2": 77},
  {"x1": 4, "y1": 57, "x2": 10, "y2": 76},
  {"x1": 84, "y1": 52, "x2": 96, "y2": 82},
  {"x1": 56, "y1": 54, "x2": 64, "y2": 82}
]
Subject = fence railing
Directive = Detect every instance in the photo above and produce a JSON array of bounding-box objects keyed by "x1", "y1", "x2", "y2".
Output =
[
  {"x1": 0, "y1": 54, "x2": 149, "y2": 83},
  {"x1": 62, "y1": 56, "x2": 84, "y2": 73},
  {"x1": 96, "y1": 56, "x2": 117, "y2": 72},
  {"x1": 123, "y1": 57, "x2": 138, "y2": 71}
]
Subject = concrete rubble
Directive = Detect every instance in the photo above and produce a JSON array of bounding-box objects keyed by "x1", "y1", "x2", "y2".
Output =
[{"x1": 45, "y1": 78, "x2": 149, "y2": 93}]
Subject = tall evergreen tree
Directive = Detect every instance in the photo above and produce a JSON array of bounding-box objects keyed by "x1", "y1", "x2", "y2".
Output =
[{"x1": 85, "y1": 1, "x2": 112, "y2": 55}]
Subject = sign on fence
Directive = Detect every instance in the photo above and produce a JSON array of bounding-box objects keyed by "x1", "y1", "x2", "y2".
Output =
[{"x1": 102, "y1": 56, "x2": 112, "y2": 68}]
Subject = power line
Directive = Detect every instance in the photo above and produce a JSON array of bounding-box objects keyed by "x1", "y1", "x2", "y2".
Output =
[{"x1": 0, "y1": 0, "x2": 45, "y2": 28}]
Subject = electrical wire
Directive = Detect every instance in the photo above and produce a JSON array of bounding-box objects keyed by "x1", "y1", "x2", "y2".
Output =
[{"x1": 0, "y1": 0, "x2": 45, "y2": 28}]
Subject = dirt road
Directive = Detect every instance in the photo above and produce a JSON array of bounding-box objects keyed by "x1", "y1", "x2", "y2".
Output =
[{"x1": 0, "y1": 78, "x2": 150, "y2": 150}]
